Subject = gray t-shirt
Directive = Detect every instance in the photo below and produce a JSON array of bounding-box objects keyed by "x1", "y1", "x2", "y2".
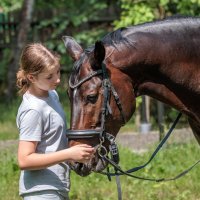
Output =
[{"x1": 16, "y1": 90, "x2": 70, "y2": 198}]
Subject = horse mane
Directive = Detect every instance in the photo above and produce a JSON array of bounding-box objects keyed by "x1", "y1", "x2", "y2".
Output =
[
  {"x1": 101, "y1": 16, "x2": 200, "y2": 50},
  {"x1": 72, "y1": 16, "x2": 200, "y2": 76}
]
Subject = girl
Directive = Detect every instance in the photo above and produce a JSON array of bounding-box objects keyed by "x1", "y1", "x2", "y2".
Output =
[{"x1": 16, "y1": 43, "x2": 95, "y2": 200}]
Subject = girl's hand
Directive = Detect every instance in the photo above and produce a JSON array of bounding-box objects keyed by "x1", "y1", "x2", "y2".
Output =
[{"x1": 66, "y1": 144, "x2": 95, "y2": 163}]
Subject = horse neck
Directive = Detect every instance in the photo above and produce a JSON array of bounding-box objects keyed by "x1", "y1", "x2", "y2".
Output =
[
  {"x1": 105, "y1": 45, "x2": 200, "y2": 119},
  {"x1": 103, "y1": 20, "x2": 200, "y2": 123},
  {"x1": 104, "y1": 46, "x2": 142, "y2": 86},
  {"x1": 104, "y1": 40, "x2": 195, "y2": 92}
]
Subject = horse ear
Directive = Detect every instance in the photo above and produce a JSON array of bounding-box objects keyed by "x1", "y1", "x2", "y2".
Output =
[
  {"x1": 62, "y1": 36, "x2": 83, "y2": 61},
  {"x1": 91, "y1": 41, "x2": 105, "y2": 69}
]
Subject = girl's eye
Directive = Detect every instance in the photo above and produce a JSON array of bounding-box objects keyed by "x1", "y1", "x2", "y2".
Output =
[
  {"x1": 86, "y1": 94, "x2": 98, "y2": 104},
  {"x1": 47, "y1": 76, "x2": 52, "y2": 80}
]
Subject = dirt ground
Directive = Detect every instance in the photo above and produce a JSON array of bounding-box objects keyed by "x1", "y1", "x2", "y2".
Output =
[
  {"x1": 0, "y1": 139, "x2": 18, "y2": 151},
  {"x1": 0, "y1": 128, "x2": 196, "y2": 153},
  {"x1": 116, "y1": 128, "x2": 196, "y2": 153}
]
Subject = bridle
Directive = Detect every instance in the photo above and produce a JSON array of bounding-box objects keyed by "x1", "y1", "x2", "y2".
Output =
[
  {"x1": 66, "y1": 62, "x2": 200, "y2": 200},
  {"x1": 66, "y1": 62, "x2": 126, "y2": 163}
]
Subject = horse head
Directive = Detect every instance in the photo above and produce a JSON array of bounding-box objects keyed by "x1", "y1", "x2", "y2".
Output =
[{"x1": 63, "y1": 36, "x2": 136, "y2": 176}]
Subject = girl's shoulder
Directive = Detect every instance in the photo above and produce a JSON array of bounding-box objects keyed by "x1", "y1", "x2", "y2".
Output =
[
  {"x1": 19, "y1": 92, "x2": 49, "y2": 113},
  {"x1": 18, "y1": 90, "x2": 60, "y2": 116}
]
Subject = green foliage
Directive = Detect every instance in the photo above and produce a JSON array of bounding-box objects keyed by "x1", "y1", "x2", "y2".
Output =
[
  {"x1": 0, "y1": 98, "x2": 20, "y2": 122},
  {"x1": 0, "y1": 0, "x2": 23, "y2": 13},
  {"x1": 171, "y1": 0, "x2": 200, "y2": 15},
  {"x1": 114, "y1": 0, "x2": 200, "y2": 28},
  {"x1": 75, "y1": 28, "x2": 107, "y2": 45},
  {"x1": 114, "y1": 2, "x2": 155, "y2": 28},
  {"x1": 0, "y1": 48, "x2": 12, "y2": 83},
  {"x1": 0, "y1": 98, "x2": 21, "y2": 140},
  {"x1": 0, "y1": 1, "x2": 113, "y2": 96},
  {"x1": 33, "y1": 0, "x2": 109, "y2": 72}
]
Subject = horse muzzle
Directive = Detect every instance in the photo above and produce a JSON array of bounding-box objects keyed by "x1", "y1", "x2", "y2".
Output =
[
  {"x1": 66, "y1": 129, "x2": 117, "y2": 176},
  {"x1": 68, "y1": 146, "x2": 108, "y2": 177}
]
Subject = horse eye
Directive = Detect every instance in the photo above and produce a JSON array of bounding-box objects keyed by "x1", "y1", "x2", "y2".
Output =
[{"x1": 86, "y1": 94, "x2": 98, "y2": 104}]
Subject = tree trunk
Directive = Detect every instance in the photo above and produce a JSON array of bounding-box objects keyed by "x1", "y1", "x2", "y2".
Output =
[
  {"x1": 141, "y1": 95, "x2": 148, "y2": 123},
  {"x1": 140, "y1": 95, "x2": 151, "y2": 134},
  {"x1": 6, "y1": 0, "x2": 35, "y2": 100},
  {"x1": 157, "y1": 101, "x2": 165, "y2": 141}
]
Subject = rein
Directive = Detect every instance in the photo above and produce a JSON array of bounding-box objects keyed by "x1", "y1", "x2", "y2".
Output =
[{"x1": 66, "y1": 62, "x2": 200, "y2": 200}]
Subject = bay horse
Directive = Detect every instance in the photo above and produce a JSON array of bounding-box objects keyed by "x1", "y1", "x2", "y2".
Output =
[{"x1": 63, "y1": 17, "x2": 200, "y2": 177}]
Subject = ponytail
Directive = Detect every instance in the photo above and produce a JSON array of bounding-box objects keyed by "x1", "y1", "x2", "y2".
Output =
[{"x1": 16, "y1": 68, "x2": 30, "y2": 96}]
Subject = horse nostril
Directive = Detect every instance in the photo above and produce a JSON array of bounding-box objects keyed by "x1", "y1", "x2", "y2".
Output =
[
  {"x1": 75, "y1": 162, "x2": 84, "y2": 171},
  {"x1": 92, "y1": 158, "x2": 98, "y2": 168}
]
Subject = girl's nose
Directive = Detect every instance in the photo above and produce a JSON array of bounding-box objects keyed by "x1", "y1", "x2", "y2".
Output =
[
  {"x1": 56, "y1": 78, "x2": 60, "y2": 84},
  {"x1": 55, "y1": 73, "x2": 61, "y2": 84}
]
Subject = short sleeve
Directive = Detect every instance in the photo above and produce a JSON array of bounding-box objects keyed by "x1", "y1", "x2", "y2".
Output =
[{"x1": 17, "y1": 109, "x2": 42, "y2": 141}]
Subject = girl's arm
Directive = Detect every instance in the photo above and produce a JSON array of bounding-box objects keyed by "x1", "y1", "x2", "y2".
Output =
[{"x1": 18, "y1": 140, "x2": 95, "y2": 170}]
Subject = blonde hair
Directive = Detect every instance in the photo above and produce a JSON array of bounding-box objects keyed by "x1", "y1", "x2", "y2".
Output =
[{"x1": 16, "y1": 43, "x2": 60, "y2": 95}]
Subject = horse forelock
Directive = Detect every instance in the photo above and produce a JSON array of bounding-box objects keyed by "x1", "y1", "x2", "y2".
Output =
[{"x1": 71, "y1": 50, "x2": 95, "y2": 84}]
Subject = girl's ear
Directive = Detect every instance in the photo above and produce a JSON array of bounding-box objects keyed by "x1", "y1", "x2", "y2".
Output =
[{"x1": 27, "y1": 74, "x2": 35, "y2": 83}]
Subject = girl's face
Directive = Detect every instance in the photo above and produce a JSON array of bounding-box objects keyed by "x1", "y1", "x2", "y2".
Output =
[{"x1": 29, "y1": 64, "x2": 61, "y2": 93}]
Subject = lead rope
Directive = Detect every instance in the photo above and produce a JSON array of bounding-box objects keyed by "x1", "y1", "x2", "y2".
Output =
[
  {"x1": 115, "y1": 174, "x2": 122, "y2": 200},
  {"x1": 109, "y1": 134, "x2": 122, "y2": 200},
  {"x1": 106, "y1": 161, "x2": 122, "y2": 200}
]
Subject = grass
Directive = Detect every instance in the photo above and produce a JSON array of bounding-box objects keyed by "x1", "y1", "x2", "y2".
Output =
[
  {"x1": 0, "y1": 140, "x2": 200, "y2": 200},
  {"x1": 0, "y1": 121, "x2": 18, "y2": 140},
  {"x1": 0, "y1": 147, "x2": 20, "y2": 200},
  {"x1": 0, "y1": 98, "x2": 20, "y2": 140}
]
